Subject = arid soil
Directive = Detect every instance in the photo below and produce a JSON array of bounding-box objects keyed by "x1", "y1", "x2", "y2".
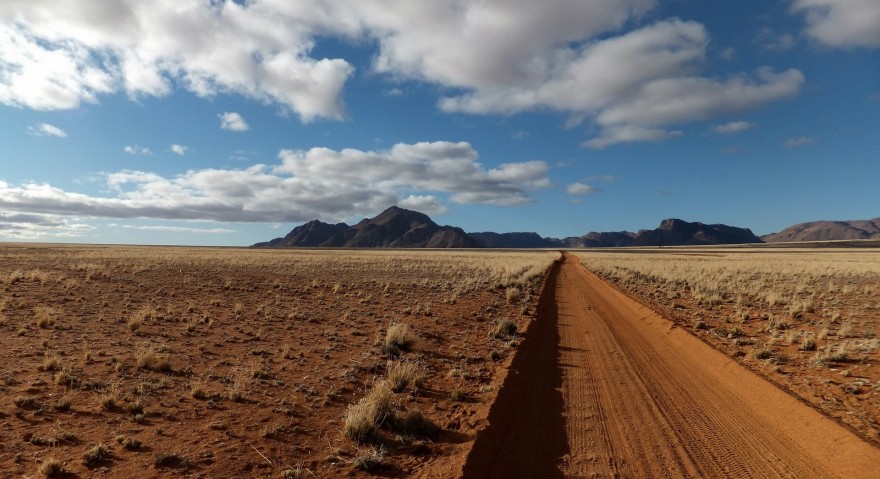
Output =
[
  {"x1": 463, "y1": 253, "x2": 880, "y2": 478},
  {"x1": 0, "y1": 244, "x2": 557, "y2": 478},
  {"x1": 579, "y1": 249, "x2": 880, "y2": 446}
]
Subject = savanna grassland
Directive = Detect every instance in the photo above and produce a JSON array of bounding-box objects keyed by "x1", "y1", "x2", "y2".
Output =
[
  {"x1": 0, "y1": 244, "x2": 558, "y2": 478},
  {"x1": 577, "y1": 248, "x2": 880, "y2": 444}
]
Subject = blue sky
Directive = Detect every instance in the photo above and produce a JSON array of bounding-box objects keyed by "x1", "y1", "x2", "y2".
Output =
[{"x1": 0, "y1": 0, "x2": 878, "y2": 245}]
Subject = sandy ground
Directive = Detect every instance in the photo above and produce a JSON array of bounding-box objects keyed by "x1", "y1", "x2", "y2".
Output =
[
  {"x1": 462, "y1": 253, "x2": 880, "y2": 478},
  {"x1": 0, "y1": 244, "x2": 555, "y2": 478}
]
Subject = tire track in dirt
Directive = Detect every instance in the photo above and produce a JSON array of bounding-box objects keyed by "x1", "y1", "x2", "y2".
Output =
[{"x1": 463, "y1": 252, "x2": 880, "y2": 478}]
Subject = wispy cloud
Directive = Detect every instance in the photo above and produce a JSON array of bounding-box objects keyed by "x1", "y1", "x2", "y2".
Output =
[
  {"x1": 219, "y1": 112, "x2": 249, "y2": 132},
  {"x1": 566, "y1": 182, "x2": 601, "y2": 196},
  {"x1": 26, "y1": 123, "x2": 67, "y2": 138},
  {"x1": 783, "y1": 136, "x2": 817, "y2": 148},
  {"x1": 123, "y1": 145, "x2": 152, "y2": 155},
  {"x1": 170, "y1": 144, "x2": 188, "y2": 156},
  {"x1": 713, "y1": 121, "x2": 755, "y2": 135},
  {"x1": 111, "y1": 224, "x2": 235, "y2": 234}
]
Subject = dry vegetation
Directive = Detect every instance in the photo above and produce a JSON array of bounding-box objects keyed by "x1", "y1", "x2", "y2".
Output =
[
  {"x1": 0, "y1": 244, "x2": 557, "y2": 477},
  {"x1": 577, "y1": 248, "x2": 880, "y2": 443}
]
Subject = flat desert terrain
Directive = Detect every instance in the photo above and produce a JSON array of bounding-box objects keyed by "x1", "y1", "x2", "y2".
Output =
[
  {"x1": 2, "y1": 244, "x2": 879, "y2": 478},
  {"x1": 0, "y1": 244, "x2": 556, "y2": 478}
]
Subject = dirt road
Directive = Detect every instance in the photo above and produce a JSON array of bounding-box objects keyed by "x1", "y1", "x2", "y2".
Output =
[{"x1": 463, "y1": 253, "x2": 880, "y2": 478}]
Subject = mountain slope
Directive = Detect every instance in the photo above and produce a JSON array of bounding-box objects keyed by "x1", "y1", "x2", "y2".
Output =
[{"x1": 762, "y1": 218, "x2": 880, "y2": 242}]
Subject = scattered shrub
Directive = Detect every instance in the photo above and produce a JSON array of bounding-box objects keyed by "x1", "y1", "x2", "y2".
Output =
[{"x1": 490, "y1": 318, "x2": 517, "y2": 339}]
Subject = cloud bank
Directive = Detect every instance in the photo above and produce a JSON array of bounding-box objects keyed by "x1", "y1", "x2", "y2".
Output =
[{"x1": 0, "y1": 141, "x2": 550, "y2": 225}]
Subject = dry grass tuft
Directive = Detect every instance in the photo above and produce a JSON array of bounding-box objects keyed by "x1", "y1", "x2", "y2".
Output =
[
  {"x1": 491, "y1": 318, "x2": 517, "y2": 339},
  {"x1": 386, "y1": 360, "x2": 423, "y2": 393},
  {"x1": 39, "y1": 457, "x2": 65, "y2": 477},
  {"x1": 382, "y1": 322, "x2": 415, "y2": 356},
  {"x1": 135, "y1": 343, "x2": 172, "y2": 372},
  {"x1": 343, "y1": 380, "x2": 395, "y2": 443},
  {"x1": 82, "y1": 443, "x2": 112, "y2": 467}
]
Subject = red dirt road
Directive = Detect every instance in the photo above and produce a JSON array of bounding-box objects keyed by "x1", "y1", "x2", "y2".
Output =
[{"x1": 463, "y1": 253, "x2": 880, "y2": 478}]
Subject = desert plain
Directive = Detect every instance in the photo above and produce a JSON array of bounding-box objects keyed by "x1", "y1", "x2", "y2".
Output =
[{"x1": 0, "y1": 243, "x2": 879, "y2": 478}]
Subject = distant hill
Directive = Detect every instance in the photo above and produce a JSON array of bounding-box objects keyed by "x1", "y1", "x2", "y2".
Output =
[
  {"x1": 253, "y1": 206, "x2": 480, "y2": 248},
  {"x1": 468, "y1": 232, "x2": 559, "y2": 248},
  {"x1": 570, "y1": 219, "x2": 762, "y2": 247},
  {"x1": 762, "y1": 218, "x2": 880, "y2": 243}
]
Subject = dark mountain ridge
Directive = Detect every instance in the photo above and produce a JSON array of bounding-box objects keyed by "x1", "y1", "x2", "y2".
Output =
[
  {"x1": 254, "y1": 207, "x2": 767, "y2": 249},
  {"x1": 252, "y1": 206, "x2": 479, "y2": 248}
]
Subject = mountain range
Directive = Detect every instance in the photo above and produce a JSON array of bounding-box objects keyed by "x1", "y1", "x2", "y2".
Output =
[{"x1": 253, "y1": 206, "x2": 773, "y2": 248}]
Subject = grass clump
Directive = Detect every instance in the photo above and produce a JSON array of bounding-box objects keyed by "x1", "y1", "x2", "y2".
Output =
[
  {"x1": 135, "y1": 343, "x2": 172, "y2": 372},
  {"x1": 35, "y1": 306, "x2": 55, "y2": 329},
  {"x1": 491, "y1": 318, "x2": 517, "y2": 339},
  {"x1": 82, "y1": 443, "x2": 112, "y2": 467},
  {"x1": 38, "y1": 457, "x2": 65, "y2": 477},
  {"x1": 343, "y1": 380, "x2": 394, "y2": 443},
  {"x1": 382, "y1": 322, "x2": 415, "y2": 356},
  {"x1": 386, "y1": 360, "x2": 423, "y2": 393},
  {"x1": 116, "y1": 435, "x2": 142, "y2": 450}
]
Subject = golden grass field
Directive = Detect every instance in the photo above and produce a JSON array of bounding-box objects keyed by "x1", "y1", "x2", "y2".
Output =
[
  {"x1": 577, "y1": 248, "x2": 880, "y2": 444},
  {"x1": 0, "y1": 244, "x2": 558, "y2": 478}
]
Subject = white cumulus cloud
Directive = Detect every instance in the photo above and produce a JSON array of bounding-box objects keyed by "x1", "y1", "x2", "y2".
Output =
[
  {"x1": 219, "y1": 112, "x2": 249, "y2": 132},
  {"x1": 792, "y1": 0, "x2": 880, "y2": 48},
  {"x1": 0, "y1": 1, "x2": 354, "y2": 120},
  {"x1": 26, "y1": 123, "x2": 67, "y2": 137},
  {"x1": 170, "y1": 144, "x2": 188, "y2": 156},
  {"x1": 0, "y1": 1, "x2": 807, "y2": 145}
]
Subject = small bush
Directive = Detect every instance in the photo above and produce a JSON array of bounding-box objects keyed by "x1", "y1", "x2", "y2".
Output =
[
  {"x1": 799, "y1": 337, "x2": 817, "y2": 351},
  {"x1": 505, "y1": 287, "x2": 521, "y2": 304},
  {"x1": 750, "y1": 345, "x2": 773, "y2": 361},
  {"x1": 82, "y1": 443, "x2": 111, "y2": 467},
  {"x1": 491, "y1": 318, "x2": 517, "y2": 339},
  {"x1": 39, "y1": 457, "x2": 65, "y2": 477},
  {"x1": 116, "y1": 435, "x2": 142, "y2": 450},
  {"x1": 54, "y1": 396, "x2": 72, "y2": 412}
]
